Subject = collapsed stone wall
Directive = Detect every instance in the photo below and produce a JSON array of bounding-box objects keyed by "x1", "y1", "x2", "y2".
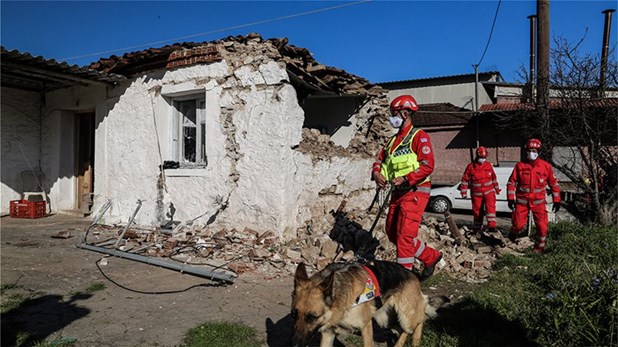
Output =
[
  {"x1": 90, "y1": 33, "x2": 398, "y2": 241},
  {"x1": 209, "y1": 34, "x2": 396, "y2": 239}
]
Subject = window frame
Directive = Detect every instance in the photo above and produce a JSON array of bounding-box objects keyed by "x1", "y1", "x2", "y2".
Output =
[{"x1": 171, "y1": 95, "x2": 207, "y2": 168}]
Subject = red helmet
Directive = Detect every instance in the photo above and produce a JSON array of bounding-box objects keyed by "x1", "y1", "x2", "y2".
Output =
[
  {"x1": 390, "y1": 95, "x2": 419, "y2": 112},
  {"x1": 476, "y1": 146, "x2": 488, "y2": 158},
  {"x1": 526, "y1": 138, "x2": 542, "y2": 150}
]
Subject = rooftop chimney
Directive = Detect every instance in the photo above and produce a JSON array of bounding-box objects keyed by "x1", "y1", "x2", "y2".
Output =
[{"x1": 600, "y1": 9, "x2": 616, "y2": 97}]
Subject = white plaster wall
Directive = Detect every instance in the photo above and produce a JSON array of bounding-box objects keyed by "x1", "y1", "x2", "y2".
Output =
[
  {"x1": 331, "y1": 114, "x2": 357, "y2": 148},
  {"x1": 91, "y1": 62, "x2": 234, "y2": 226},
  {"x1": 0, "y1": 87, "x2": 41, "y2": 214},
  {"x1": 291, "y1": 156, "x2": 375, "y2": 231},
  {"x1": 41, "y1": 110, "x2": 76, "y2": 212},
  {"x1": 41, "y1": 85, "x2": 108, "y2": 213},
  {"x1": 89, "y1": 58, "x2": 376, "y2": 238}
]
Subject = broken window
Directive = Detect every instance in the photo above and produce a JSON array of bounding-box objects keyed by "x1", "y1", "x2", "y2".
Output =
[{"x1": 172, "y1": 97, "x2": 207, "y2": 167}]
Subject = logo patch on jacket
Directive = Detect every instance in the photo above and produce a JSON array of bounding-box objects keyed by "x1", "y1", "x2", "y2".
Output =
[{"x1": 422, "y1": 146, "x2": 431, "y2": 154}]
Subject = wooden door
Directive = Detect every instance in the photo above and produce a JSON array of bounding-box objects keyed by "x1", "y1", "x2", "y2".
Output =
[{"x1": 76, "y1": 113, "x2": 95, "y2": 213}]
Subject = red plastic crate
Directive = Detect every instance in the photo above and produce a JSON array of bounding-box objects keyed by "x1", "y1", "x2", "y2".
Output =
[{"x1": 9, "y1": 200, "x2": 47, "y2": 219}]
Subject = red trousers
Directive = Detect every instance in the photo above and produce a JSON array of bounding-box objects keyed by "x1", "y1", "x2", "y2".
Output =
[
  {"x1": 471, "y1": 191, "x2": 497, "y2": 230},
  {"x1": 385, "y1": 190, "x2": 441, "y2": 269},
  {"x1": 511, "y1": 202, "x2": 548, "y2": 250}
]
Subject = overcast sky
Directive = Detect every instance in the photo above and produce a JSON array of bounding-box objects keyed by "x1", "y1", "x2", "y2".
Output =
[{"x1": 1, "y1": 1, "x2": 616, "y2": 83}]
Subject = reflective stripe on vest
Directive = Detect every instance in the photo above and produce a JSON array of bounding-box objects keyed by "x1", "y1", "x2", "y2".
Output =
[{"x1": 380, "y1": 127, "x2": 431, "y2": 186}]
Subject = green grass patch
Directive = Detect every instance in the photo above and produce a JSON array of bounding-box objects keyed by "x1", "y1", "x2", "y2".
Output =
[
  {"x1": 31, "y1": 336, "x2": 77, "y2": 347},
  {"x1": 1, "y1": 282, "x2": 20, "y2": 293},
  {"x1": 421, "y1": 222, "x2": 618, "y2": 347},
  {"x1": 341, "y1": 334, "x2": 364, "y2": 346},
  {"x1": 182, "y1": 321, "x2": 261, "y2": 347},
  {"x1": 1, "y1": 293, "x2": 26, "y2": 314},
  {"x1": 84, "y1": 282, "x2": 105, "y2": 293}
]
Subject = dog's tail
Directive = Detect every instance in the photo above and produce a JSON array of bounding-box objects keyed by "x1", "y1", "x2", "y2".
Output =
[{"x1": 423, "y1": 294, "x2": 450, "y2": 319}]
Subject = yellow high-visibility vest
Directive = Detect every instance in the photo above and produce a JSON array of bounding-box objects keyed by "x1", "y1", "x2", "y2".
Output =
[{"x1": 380, "y1": 127, "x2": 431, "y2": 185}]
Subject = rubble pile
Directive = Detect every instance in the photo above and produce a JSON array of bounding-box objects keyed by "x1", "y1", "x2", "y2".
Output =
[{"x1": 84, "y1": 206, "x2": 534, "y2": 283}]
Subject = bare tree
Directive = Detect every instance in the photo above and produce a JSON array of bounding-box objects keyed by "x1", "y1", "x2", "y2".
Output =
[{"x1": 498, "y1": 36, "x2": 617, "y2": 224}]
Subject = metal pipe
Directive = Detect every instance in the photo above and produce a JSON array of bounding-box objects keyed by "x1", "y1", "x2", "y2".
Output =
[
  {"x1": 600, "y1": 9, "x2": 616, "y2": 95},
  {"x1": 528, "y1": 15, "x2": 537, "y2": 102},
  {"x1": 77, "y1": 243, "x2": 235, "y2": 283},
  {"x1": 115, "y1": 199, "x2": 143, "y2": 249},
  {"x1": 83, "y1": 198, "x2": 112, "y2": 243}
]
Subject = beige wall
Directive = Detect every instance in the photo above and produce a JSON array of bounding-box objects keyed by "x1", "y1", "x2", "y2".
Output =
[{"x1": 425, "y1": 124, "x2": 522, "y2": 185}]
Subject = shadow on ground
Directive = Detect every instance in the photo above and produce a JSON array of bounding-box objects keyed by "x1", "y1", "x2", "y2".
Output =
[
  {"x1": 266, "y1": 313, "x2": 431, "y2": 347},
  {"x1": 1, "y1": 293, "x2": 91, "y2": 346},
  {"x1": 428, "y1": 298, "x2": 540, "y2": 347},
  {"x1": 265, "y1": 298, "x2": 538, "y2": 347}
]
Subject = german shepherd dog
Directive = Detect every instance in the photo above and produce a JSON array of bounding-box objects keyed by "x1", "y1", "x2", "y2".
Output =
[{"x1": 292, "y1": 260, "x2": 447, "y2": 347}]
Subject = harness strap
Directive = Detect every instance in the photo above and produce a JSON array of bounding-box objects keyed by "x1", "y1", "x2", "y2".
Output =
[{"x1": 354, "y1": 266, "x2": 381, "y2": 306}]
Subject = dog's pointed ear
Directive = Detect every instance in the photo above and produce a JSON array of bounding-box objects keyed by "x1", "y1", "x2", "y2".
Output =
[
  {"x1": 294, "y1": 262, "x2": 309, "y2": 286},
  {"x1": 320, "y1": 270, "x2": 335, "y2": 305}
]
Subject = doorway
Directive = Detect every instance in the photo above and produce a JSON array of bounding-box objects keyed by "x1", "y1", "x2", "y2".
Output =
[{"x1": 75, "y1": 113, "x2": 95, "y2": 214}]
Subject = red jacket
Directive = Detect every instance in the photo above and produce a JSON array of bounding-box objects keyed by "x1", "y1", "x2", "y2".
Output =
[
  {"x1": 460, "y1": 161, "x2": 499, "y2": 193},
  {"x1": 507, "y1": 158, "x2": 561, "y2": 205},
  {"x1": 372, "y1": 123, "x2": 434, "y2": 188}
]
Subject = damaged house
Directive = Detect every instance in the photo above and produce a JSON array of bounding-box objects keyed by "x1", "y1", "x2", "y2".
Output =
[{"x1": 1, "y1": 33, "x2": 397, "y2": 238}]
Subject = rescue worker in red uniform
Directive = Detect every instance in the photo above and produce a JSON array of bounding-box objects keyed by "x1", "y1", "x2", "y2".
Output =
[
  {"x1": 372, "y1": 95, "x2": 442, "y2": 280},
  {"x1": 458, "y1": 146, "x2": 501, "y2": 239},
  {"x1": 507, "y1": 138, "x2": 561, "y2": 253}
]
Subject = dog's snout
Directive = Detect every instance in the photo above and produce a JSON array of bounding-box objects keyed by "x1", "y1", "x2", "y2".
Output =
[{"x1": 290, "y1": 334, "x2": 308, "y2": 347}]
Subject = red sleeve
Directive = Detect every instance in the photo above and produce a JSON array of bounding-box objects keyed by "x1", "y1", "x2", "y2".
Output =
[
  {"x1": 490, "y1": 166, "x2": 499, "y2": 190},
  {"x1": 371, "y1": 147, "x2": 386, "y2": 177},
  {"x1": 546, "y1": 162, "x2": 561, "y2": 203},
  {"x1": 507, "y1": 164, "x2": 519, "y2": 200},
  {"x1": 460, "y1": 163, "x2": 473, "y2": 190},
  {"x1": 405, "y1": 130, "x2": 434, "y2": 186}
]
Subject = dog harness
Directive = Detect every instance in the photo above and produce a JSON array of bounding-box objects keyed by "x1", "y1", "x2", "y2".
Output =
[{"x1": 354, "y1": 266, "x2": 381, "y2": 306}]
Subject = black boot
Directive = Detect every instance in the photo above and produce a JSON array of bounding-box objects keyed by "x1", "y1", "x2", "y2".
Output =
[{"x1": 421, "y1": 253, "x2": 443, "y2": 281}]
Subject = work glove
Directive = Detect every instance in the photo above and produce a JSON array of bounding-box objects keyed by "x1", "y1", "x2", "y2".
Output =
[
  {"x1": 552, "y1": 202, "x2": 561, "y2": 213},
  {"x1": 495, "y1": 188, "x2": 502, "y2": 195},
  {"x1": 460, "y1": 191, "x2": 467, "y2": 198},
  {"x1": 372, "y1": 171, "x2": 387, "y2": 189},
  {"x1": 508, "y1": 200, "x2": 516, "y2": 211}
]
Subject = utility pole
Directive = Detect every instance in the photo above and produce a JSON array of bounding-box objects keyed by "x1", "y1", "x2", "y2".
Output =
[
  {"x1": 473, "y1": 64, "x2": 479, "y2": 148},
  {"x1": 527, "y1": 15, "x2": 537, "y2": 103},
  {"x1": 536, "y1": 0, "x2": 550, "y2": 115}
]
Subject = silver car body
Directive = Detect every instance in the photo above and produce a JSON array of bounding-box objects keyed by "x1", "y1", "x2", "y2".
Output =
[{"x1": 429, "y1": 165, "x2": 514, "y2": 213}]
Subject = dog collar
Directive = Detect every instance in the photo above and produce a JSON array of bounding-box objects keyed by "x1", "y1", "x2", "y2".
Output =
[{"x1": 355, "y1": 266, "x2": 381, "y2": 306}]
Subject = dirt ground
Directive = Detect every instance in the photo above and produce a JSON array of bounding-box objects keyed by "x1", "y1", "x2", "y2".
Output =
[
  {"x1": 0, "y1": 212, "x2": 507, "y2": 347},
  {"x1": 1, "y1": 214, "x2": 297, "y2": 347}
]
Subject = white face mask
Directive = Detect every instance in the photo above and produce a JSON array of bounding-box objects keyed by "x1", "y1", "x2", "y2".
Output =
[
  {"x1": 389, "y1": 116, "x2": 403, "y2": 128},
  {"x1": 477, "y1": 158, "x2": 486, "y2": 164},
  {"x1": 527, "y1": 151, "x2": 539, "y2": 161}
]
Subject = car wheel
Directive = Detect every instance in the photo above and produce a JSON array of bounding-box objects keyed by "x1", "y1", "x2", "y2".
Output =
[{"x1": 430, "y1": 196, "x2": 451, "y2": 213}]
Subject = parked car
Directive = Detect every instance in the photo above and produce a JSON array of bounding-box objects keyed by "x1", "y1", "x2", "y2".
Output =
[{"x1": 428, "y1": 165, "x2": 514, "y2": 214}]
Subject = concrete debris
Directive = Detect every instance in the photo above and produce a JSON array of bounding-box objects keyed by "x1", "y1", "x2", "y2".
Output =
[
  {"x1": 51, "y1": 230, "x2": 72, "y2": 239},
  {"x1": 84, "y1": 205, "x2": 535, "y2": 282}
]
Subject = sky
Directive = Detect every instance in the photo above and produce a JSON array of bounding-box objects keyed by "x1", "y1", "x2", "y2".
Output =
[{"x1": 1, "y1": 1, "x2": 616, "y2": 83}]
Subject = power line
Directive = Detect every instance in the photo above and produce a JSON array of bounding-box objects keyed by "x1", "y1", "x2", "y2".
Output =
[
  {"x1": 476, "y1": 0, "x2": 502, "y2": 67},
  {"x1": 60, "y1": 0, "x2": 371, "y2": 62}
]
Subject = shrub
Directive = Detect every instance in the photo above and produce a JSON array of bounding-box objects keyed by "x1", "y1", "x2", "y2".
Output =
[{"x1": 472, "y1": 223, "x2": 618, "y2": 346}]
